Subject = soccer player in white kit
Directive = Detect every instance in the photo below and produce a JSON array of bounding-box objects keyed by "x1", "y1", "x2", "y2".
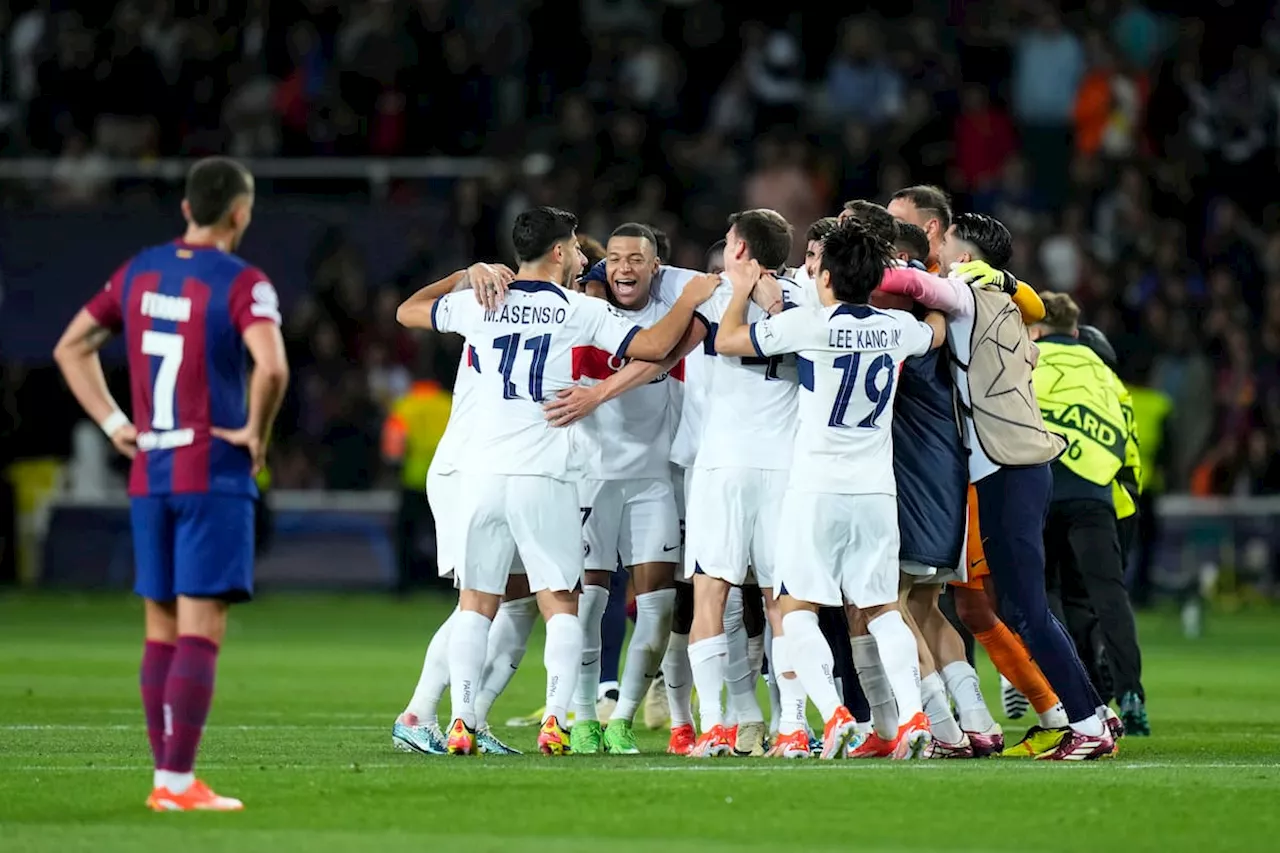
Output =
[
  {"x1": 715, "y1": 218, "x2": 947, "y2": 759},
  {"x1": 396, "y1": 207, "x2": 718, "y2": 755},
  {"x1": 562, "y1": 223, "x2": 708, "y2": 755}
]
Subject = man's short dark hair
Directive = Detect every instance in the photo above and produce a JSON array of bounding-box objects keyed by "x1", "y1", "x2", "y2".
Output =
[
  {"x1": 609, "y1": 222, "x2": 658, "y2": 256},
  {"x1": 951, "y1": 212, "x2": 1013, "y2": 269},
  {"x1": 889, "y1": 184, "x2": 953, "y2": 230},
  {"x1": 727, "y1": 209, "x2": 793, "y2": 270},
  {"x1": 895, "y1": 222, "x2": 930, "y2": 264},
  {"x1": 185, "y1": 157, "x2": 253, "y2": 226},
  {"x1": 842, "y1": 200, "x2": 899, "y2": 244},
  {"x1": 513, "y1": 206, "x2": 578, "y2": 263},
  {"x1": 649, "y1": 226, "x2": 671, "y2": 263},
  {"x1": 820, "y1": 219, "x2": 893, "y2": 305},
  {"x1": 806, "y1": 216, "x2": 840, "y2": 244}
]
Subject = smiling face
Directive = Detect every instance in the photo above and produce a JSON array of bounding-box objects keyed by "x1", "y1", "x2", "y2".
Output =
[{"x1": 605, "y1": 234, "x2": 659, "y2": 309}]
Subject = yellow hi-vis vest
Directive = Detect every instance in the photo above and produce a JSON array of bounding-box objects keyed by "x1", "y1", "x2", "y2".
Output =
[
  {"x1": 1128, "y1": 385, "x2": 1172, "y2": 493},
  {"x1": 1111, "y1": 381, "x2": 1140, "y2": 519},
  {"x1": 1032, "y1": 339, "x2": 1128, "y2": 488}
]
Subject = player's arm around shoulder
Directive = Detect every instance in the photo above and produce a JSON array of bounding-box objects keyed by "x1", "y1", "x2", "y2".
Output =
[
  {"x1": 623, "y1": 272, "x2": 720, "y2": 362},
  {"x1": 396, "y1": 263, "x2": 514, "y2": 330}
]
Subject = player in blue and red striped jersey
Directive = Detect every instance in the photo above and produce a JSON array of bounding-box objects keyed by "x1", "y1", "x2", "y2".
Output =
[{"x1": 53, "y1": 157, "x2": 289, "y2": 812}]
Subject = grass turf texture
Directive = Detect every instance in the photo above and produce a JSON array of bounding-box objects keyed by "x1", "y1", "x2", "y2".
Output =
[{"x1": 1, "y1": 594, "x2": 1277, "y2": 853}]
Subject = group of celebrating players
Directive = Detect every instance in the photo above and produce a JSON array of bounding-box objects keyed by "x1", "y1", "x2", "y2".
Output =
[
  {"x1": 389, "y1": 182, "x2": 1138, "y2": 764},
  {"x1": 52, "y1": 156, "x2": 1141, "y2": 812}
]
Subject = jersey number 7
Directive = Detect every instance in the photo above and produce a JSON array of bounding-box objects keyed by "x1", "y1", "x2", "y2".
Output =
[
  {"x1": 829, "y1": 352, "x2": 894, "y2": 429},
  {"x1": 141, "y1": 330, "x2": 185, "y2": 430},
  {"x1": 494, "y1": 333, "x2": 552, "y2": 402}
]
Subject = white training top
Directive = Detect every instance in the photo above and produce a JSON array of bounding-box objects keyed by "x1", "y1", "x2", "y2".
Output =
[
  {"x1": 751, "y1": 302, "x2": 934, "y2": 495},
  {"x1": 432, "y1": 281, "x2": 641, "y2": 479},
  {"x1": 573, "y1": 266, "x2": 700, "y2": 480},
  {"x1": 691, "y1": 278, "x2": 804, "y2": 471}
]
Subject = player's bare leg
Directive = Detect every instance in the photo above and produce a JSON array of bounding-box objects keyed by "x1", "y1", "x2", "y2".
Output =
[
  {"x1": 910, "y1": 583, "x2": 1002, "y2": 755},
  {"x1": 847, "y1": 600, "x2": 931, "y2": 759},
  {"x1": 535, "y1": 587, "x2": 582, "y2": 755},
  {"x1": 900, "y1": 578, "x2": 971, "y2": 757},
  {"x1": 604, "y1": 561, "x2": 676, "y2": 753},
  {"x1": 570, "y1": 568, "x2": 612, "y2": 754},
  {"x1": 148, "y1": 596, "x2": 242, "y2": 812},
  {"x1": 775, "y1": 594, "x2": 856, "y2": 759},
  {"x1": 688, "y1": 573, "x2": 734, "y2": 756}
]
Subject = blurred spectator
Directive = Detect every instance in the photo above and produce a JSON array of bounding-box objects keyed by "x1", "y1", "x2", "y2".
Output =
[
  {"x1": 826, "y1": 19, "x2": 903, "y2": 127},
  {"x1": 952, "y1": 84, "x2": 1017, "y2": 192},
  {"x1": 1012, "y1": 9, "x2": 1084, "y2": 207}
]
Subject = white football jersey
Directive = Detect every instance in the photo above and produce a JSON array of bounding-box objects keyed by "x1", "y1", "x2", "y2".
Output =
[
  {"x1": 787, "y1": 265, "x2": 819, "y2": 307},
  {"x1": 432, "y1": 281, "x2": 641, "y2": 478},
  {"x1": 692, "y1": 278, "x2": 804, "y2": 471},
  {"x1": 751, "y1": 302, "x2": 934, "y2": 495},
  {"x1": 427, "y1": 347, "x2": 478, "y2": 476}
]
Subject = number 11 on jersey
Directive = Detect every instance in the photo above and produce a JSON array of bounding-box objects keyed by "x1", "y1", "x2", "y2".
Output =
[{"x1": 494, "y1": 333, "x2": 552, "y2": 401}]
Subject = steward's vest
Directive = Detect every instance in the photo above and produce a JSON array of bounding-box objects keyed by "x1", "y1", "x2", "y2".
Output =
[
  {"x1": 952, "y1": 286, "x2": 1065, "y2": 467},
  {"x1": 1112, "y1": 381, "x2": 1140, "y2": 519},
  {"x1": 1033, "y1": 338, "x2": 1127, "y2": 487},
  {"x1": 1129, "y1": 385, "x2": 1172, "y2": 493}
]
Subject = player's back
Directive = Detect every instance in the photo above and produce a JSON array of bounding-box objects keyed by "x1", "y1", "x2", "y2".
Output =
[
  {"x1": 115, "y1": 241, "x2": 278, "y2": 496},
  {"x1": 432, "y1": 281, "x2": 640, "y2": 480},
  {"x1": 789, "y1": 304, "x2": 932, "y2": 496},
  {"x1": 694, "y1": 278, "x2": 801, "y2": 471}
]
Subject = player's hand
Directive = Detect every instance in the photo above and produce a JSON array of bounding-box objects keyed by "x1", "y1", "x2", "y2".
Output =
[
  {"x1": 210, "y1": 425, "x2": 266, "y2": 475},
  {"x1": 467, "y1": 262, "x2": 514, "y2": 311},
  {"x1": 108, "y1": 423, "x2": 138, "y2": 460},
  {"x1": 543, "y1": 384, "x2": 603, "y2": 427},
  {"x1": 953, "y1": 260, "x2": 1017, "y2": 295},
  {"x1": 751, "y1": 272, "x2": 784, "y2": 315},
  {"x1": 679, "y1": 272, "x2": 722, "y2": 306}
]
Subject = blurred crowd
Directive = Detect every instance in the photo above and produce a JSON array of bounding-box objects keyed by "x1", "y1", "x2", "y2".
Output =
[{"x1": 5, "y1": 0, "x2": 1280, "y2": 497}]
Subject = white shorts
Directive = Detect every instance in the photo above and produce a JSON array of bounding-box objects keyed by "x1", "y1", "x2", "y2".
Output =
[
  {"x1": 455, "y1": 473, "x2": 579, "y2": 595},
  {"x1": 775, "y1": 490, "x2": 899, "y2": 608},
  {"x1": 578, "y1": 477, "x2": 681, "y2": 571},
  {"x1": 684, "y1": 467, "x2": 788, "y2": 587},
  {"x1": 428, "y1": 469, "x2": 523, "y2": 579}
]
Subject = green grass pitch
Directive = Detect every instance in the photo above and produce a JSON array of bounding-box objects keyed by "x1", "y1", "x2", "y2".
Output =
[{"x1": 2, "y1": 593, "x2": 1278, "y2": 852}]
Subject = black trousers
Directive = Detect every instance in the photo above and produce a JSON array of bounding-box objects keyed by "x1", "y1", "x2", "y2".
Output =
[
  {"x1": 395, "y1": 489, "x2": 439, "y2": 593},
  {"x1": 817, "y1": 606, "x2": 868, "y2": 720},
  {"x1": 1044, "y1": 499, "x2": 1145, "y2": 704}
]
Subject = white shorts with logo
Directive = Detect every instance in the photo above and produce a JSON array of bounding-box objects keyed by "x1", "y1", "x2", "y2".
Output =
[
  {"x1": 775, "y1": 490, "x2": 899, "y2": 608},
  {"x1": 454, "y1": 473, "x2": 576, "y2": 595},
  {"x1": 684, "y1": 467, "x2": 788, "y2": 587},
  {"x1": 578, "y1": 477, "x2": 681, "y2": 571},
  {"x1": 428, "y1": 469, "x2": 524, "y2": 580}
]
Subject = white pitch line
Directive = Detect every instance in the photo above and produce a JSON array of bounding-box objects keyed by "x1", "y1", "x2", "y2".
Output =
[{"x1": 1, "y1": 724, "x2": 385, "y2": 731}]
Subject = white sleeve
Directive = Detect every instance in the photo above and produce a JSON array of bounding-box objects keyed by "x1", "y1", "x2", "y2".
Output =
[
  {"x1": 693, "y1": 279, "x2": 732, "y2": 327},
  {"x1": 749, "y1": 306, "x2": 819, "y2": 357},
  {"x1": 575, "y1": 293, "x2": 642, "y2": 359},
  {"x1": 892, "y1": 311, "x2": 935, "y2": 359},
  {"x1": 654, "y1": 266, "x2": 700, "y2": 304},
  {"x1": 431, "y1": 292, "x2": 478, "y2": 336}
]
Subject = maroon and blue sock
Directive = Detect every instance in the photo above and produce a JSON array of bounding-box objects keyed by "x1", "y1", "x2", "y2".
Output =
[
  {"x1": 140, "y1": 640, "x2": 176, "y2": 767},
  {"x1": 160, "y1": 635, "x2": 220, "y2": 774}
]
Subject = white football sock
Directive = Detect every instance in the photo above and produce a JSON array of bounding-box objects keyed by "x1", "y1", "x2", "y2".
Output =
[
  {"x1": 867, "y1": 610, "x2": 923, "y2": 725},
  {"x1": 941, "y1": 660, "x2": 997, "y2": 733},
  {"x1": 688, "y1": 634, "x2": 728, "y2": 731},
  {"x1": 611, "y1": 589, "x2": 675, "y2": 723},
  {"x1": 850, "y1": 634, "x2": 898, "y2": 739},
  {"x1": 781, "y1": 610, "x2": 842, "y2": 721},
  {"x1": 157, "y1": 770, "x2": 194, "y2": 794},
  {"x1": 721, "y1": 587, "x2": 746, "y2": 726},
  {"x1": 747, "y1": 631, "x2": 765, "y2": 684},
  {"x1": 764, "y1": 621, "x2": 781, "y2": 734},
  {"x1": 403, "y1": 607, "x2": 457, "y2": 724},
  {"x1": 1040, "y1": 702, "x2": 1069, "y2": 729},
  {"x1": 921, "y1": 671, "x2": 965, "y2": 744},
  {"x1": 1070, "y1": 714, "x2": 1105, "y2": 736},
  {"x1": 448, "y1": 609, "x2": 492, "y2": 729},
  {"x1": 663, "y1": 632, "x2": 694, "y2": 728},
  {"x1": 573, "y1": 584, "x2": 609, "y2": 722},
  {"x1": 770, "y1": 634, "x2": 809, "y2": 735},
  {"x1": 474, "y1": 597, "x2": 538, "y2": 729},
  {"x1": 543, "y1": 612, "x2": 583, "y2": 724}
]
